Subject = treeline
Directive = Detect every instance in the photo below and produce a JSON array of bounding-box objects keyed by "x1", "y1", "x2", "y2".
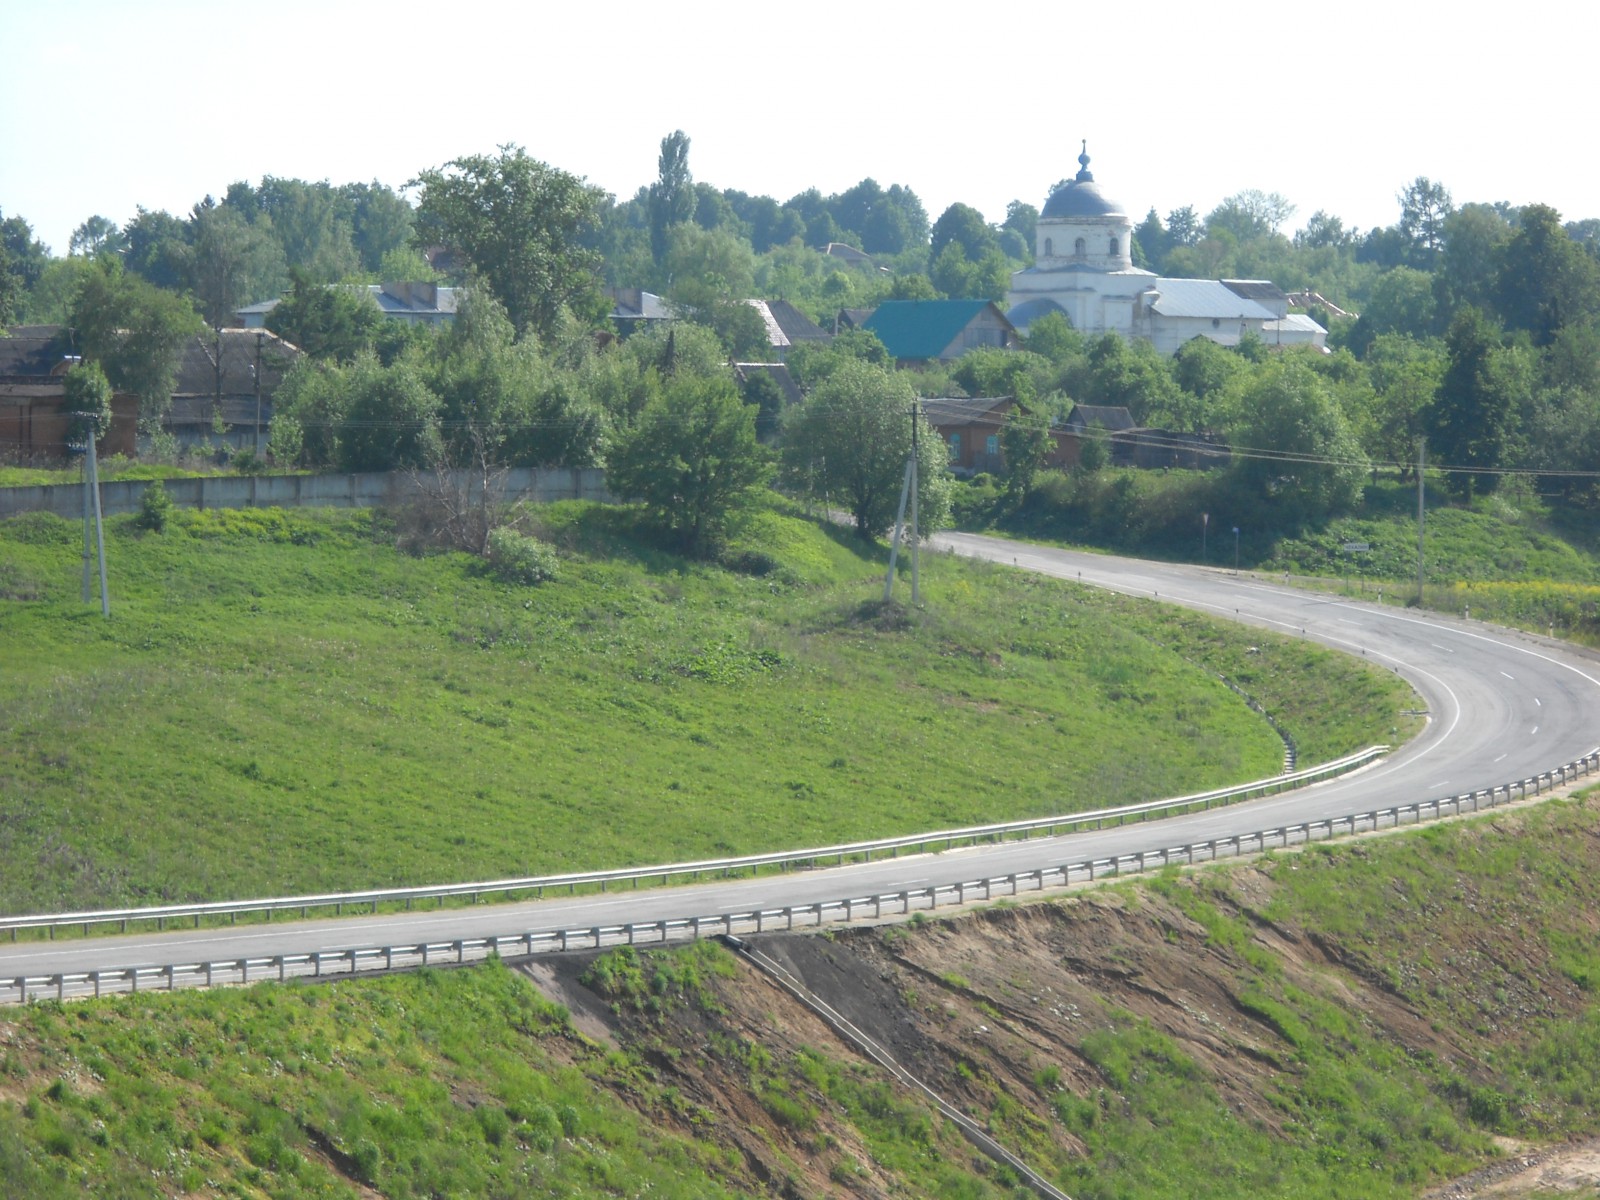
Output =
[{"x1": 4, "y1": 134, "x2": 1600, "y2": 542}]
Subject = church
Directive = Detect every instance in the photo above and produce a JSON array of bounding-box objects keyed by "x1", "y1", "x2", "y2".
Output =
[{"x1": 1004, "y1": 145, "x2": 1327, "y2": 354}]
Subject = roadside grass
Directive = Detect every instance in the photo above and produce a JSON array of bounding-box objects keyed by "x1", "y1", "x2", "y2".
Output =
[
  {"x1": 0, "y1": 499, "x2": 1412, "y2": 915},
  {"x1": 1031, "y1": 796, "x2": 1600, "y2": 1199},
  {"x1": 956, "y1": 469, "x2": 1600, "y2": 644},
  {"x1": 0, "y1": 458, "x2": 238, "y2": 488},
  {"x1": 0, "y1": 958, "x2": 746, "y2": 1199}
]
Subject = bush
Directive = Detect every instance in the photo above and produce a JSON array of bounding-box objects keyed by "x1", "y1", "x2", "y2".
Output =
[
  {"x1": 136, "y1": 480, "x2": 174, "y2": 532},
  {"x1": 486, "y1": 527, "x2": 559, "y2": 585}
]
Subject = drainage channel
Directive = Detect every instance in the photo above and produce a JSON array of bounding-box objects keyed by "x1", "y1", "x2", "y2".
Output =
[{"x1": 718, "y1": 935, "x2": 1074, "y2": 1200}]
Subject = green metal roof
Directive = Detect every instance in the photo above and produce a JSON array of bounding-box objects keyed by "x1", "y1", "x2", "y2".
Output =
[{"x1": 862, "y1": 300, "x2": 997, "y2": 360}]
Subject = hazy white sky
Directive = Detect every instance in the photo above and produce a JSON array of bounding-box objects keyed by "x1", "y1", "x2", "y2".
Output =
[{"x1": 2, "y1": 0, "x2": 1593, "y2": 259}]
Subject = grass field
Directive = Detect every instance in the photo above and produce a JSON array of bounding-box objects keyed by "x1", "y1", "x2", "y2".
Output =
[{"x1": 0, "y1": 499, "x2": 1413, "y2": 916}]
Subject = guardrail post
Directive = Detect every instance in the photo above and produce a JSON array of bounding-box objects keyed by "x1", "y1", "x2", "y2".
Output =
[
  {"x1": 785, "y1": 907, "x2": 794, "y2": 931},
  {"x1": 56, "y1": 974, "x2": 65, "y2": 1001}
]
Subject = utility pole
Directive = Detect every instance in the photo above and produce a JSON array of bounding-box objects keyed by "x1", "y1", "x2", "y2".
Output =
[
  {"x1": 883, "y1": 399, "x2": 922, "y2": 604},
  {"x1": 1416, "y1": 440, "x2": 1426, "y2": 606},
  {"x1": 78, "y1": 412, "x2": 109, "y2": 617},
  {"x1": 254, "y1": 330, "x2": 265, "y2": 459},
  {"x1": 910, "y1": 398, "x2": 920, "y2": 605}
]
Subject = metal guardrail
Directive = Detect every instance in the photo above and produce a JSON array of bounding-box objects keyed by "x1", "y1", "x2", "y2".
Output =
[
  {"x1": 7, "y1": 750, "x2": 1597, "y2": 1005},
  {"x1": 1, "y1": 747, "x2": 1388, "y2": 941}
]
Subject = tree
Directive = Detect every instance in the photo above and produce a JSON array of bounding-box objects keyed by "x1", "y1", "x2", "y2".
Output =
[
  {"x1": 122, "y1": 208, "x2": 190, "y2": 290},
  {"x1": 930, "y1": 203, "x2": 998, "y2": 263},
  {"x1": 648, "y1": 130, "x2": 694, "y2": 267},
  {"x1": 335, "y1": 355, "x2": 442, "y2": 474},
  {"x1": 1001, "y1": 394, "x2": 1053, "y2": 503},
  {"x1": 1428, "y1": 308, "x2": 1517, "y2": 500},
  {"x1": 1294, "y1": 210, "x2": 1352, "y2": 251},
  {"x1": 69, "y1": 215, "x2": 127, "y2": 259},
  {"x1": 342, "y1": 181, "x2": 417, "y2": 274},
  {"x1": 607, "y1": 374, "x2": 772, "y2": 556},
  {"x1": 69, "y1": 258, "x2": 204, "y2": 423},
  {"x1": 1397, "y1": 177, "x2": 1453, "y2": 267},
  {"x1": 0, "y1": 240, "x2": 19, "y2": 328},
  {"x1": 781, "y1": 358, "x2": 952, "y2": 538},
  {"x1": 0, "y1": 211, "x2": 50, "y2": 291},
  {"x1": 62, "y1": 360, "x2": 114, "y2": 446},
  {"x1": 1495, "y1": 204, "x2": 1600, "y2": 346},
  {"x1": 412, "y1": 144, "x2": 606, "y2": 340},
  {"x1": 1226, "y1": 357, "x2": 1368, "y2": 520},
  {"x1": 265, "y1": 269, "x2": 383, "y2": 362},
  {"x1": 188, "y1": 201, "x2": 287, "y2": 331},
  {"x1": 1206, "y1": 190, "x2": 1295, "y2": 242}
]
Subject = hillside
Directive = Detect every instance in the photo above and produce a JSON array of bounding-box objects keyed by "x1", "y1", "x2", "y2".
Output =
[
  {"x1": 5, "y1": 788, "x2": 1599, "y2": 1197},
  {"x1": 0, "y1": 500, "x2": 1410, "y2": 916}
]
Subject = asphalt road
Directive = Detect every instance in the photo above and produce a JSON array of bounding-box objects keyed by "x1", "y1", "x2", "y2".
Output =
[{"x1": 6, "y1": 533, "x2": 1600, "y2": 987}]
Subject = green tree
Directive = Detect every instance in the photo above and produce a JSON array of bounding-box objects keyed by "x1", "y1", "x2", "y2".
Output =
[
  {"x1": 122, "y1": 207, "x2": 191, "y2": 290},
  {"x1": 1397, "y1": 177, "x2": 1453, "y2": 267},
  {"x1": 188, "y1": 200, "x2": 287, "y2": 331},
  {"x1": 1428, "y1": 308, "x2": 1519, "y2": 500},
  {"x1": 929, "y1": 203, "x2": 998, "y2": 263},
  {"x1": 1494, "y1": 204, "x2": 1600, "y2": 346},
  {"x1": 343, "y1": 181, "x2": 417, "y2": 274},
  {"x1": 69, "y1": 258, "x2": 204, "y2": 424},
  {"x1": 649, "y1": 131, "x2": 695, "y2": 267},
  {"x1": 412, "y1": 145, "x2": 605, "y2": 340},
  {"x1": 62, "y1": 360, "x2": 114, "y2": 445},
  {"x1": 607, "y1": 373, "x2": 772, "y2": 556},
  {"x1": 1001, "y1": 394, "x2": 1053, "y2": 503},
  {"x1": 1226, "y1": 357, "x2": 1368, "y2": 520},
  {"x1": 781, "y1": 358, "x2": 952, "y2": 538},
  {"x1": 335, "y1": 355, "x2": 442, "y2": 473},
  {"x1": 265, "y1": 269, "x2": 383, "y2": 361},
  {"x1": 0, "y1": 239, "x2": 19, "y2": 328},
  {"x1": 68, "y1": 215, "x2": 126, "y2": 259}
]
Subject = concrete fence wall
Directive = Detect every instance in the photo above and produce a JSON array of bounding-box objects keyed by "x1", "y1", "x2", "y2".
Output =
[{"x1": 0, "y1": 467, "x2": 613, "y2": 520}]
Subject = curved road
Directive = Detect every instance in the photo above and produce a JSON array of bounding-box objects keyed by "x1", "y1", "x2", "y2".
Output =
[{"x1": 6, "y1": 533, "x2": 1600, "y2": 986}]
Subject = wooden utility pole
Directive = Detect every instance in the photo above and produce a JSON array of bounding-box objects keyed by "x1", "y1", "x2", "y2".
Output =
[{"x1": 1417, "y1": 440, "x2": 1426, "y2": 606}]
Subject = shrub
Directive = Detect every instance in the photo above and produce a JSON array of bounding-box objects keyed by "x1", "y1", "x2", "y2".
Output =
[
  {"x1": 486, "y1": 527, "x2": 559, "y2": 585},
  {"x1": 136, "y1": 480, "x2": 174, "y2": 532}
]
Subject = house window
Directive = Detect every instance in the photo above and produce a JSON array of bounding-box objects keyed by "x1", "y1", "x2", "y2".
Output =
[
  {"x1": 986, "y1": 434, "x2": 999, "y2": 456},
  {"x1": 948, "y1": 433, "x2": 961, "y2": 459},
  {"x1": 1044, "y1": 237, "x2": 1053, "y2": 257},
  {"x1": 1074, "y1": 237, "x2": 1087, "y2": 257},
  {"x1": 1109, "y1": 237, "x2": 1119, "y2": 255}
]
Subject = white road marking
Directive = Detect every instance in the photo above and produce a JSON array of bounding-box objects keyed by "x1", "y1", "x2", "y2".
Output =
[{"x1": 1501, "y1": 671, "x2": 1515, "y2": 680}]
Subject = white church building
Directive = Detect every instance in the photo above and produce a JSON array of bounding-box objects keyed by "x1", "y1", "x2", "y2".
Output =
[{"x1": 1005, "y1": 145, "x2": 1327, "y2": 354}]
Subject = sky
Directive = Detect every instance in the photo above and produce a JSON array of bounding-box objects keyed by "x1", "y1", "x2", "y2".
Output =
[{"x1": 2, "y1": 1, "x2": 1594, "y2": 260}]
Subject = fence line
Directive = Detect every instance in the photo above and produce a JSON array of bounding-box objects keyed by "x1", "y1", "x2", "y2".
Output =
[
  {"x1": 2, "y1": 746, "x2": 1388, "y2": 941},
  {"x1": 7, "y1": 749, "x2": 1597, "y2": 1005},
  {"x1": 0, "y1": 467, "x2": 612, "y2": 520}
]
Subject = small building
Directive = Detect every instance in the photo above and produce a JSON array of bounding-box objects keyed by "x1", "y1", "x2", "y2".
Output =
[
  {"x1": 923, "y1": 395, "x2": 1016, "y2": 475},
  {"x1": 862, "y1": 300, "x2": 1019, "y2": 365},
  {"x1": 0, "y1": 326, "x2": 138, "y2": 461},
  {"x1": 237, "y1": 282, "x2": 459, "y2": 329},
  {"x1": 165, "y1": 330, "x2": 301, "y2": 453},
  {"x1": 743, "y1": 299, "x2": 832, "y2": 361},
  {"x1": 606, "y1": 287, "x2": 675, "y2": 336}
]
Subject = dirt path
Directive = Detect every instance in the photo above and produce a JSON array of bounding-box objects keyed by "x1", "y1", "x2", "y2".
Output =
[{"x1": 1424, "y1": 1138, "x2": 1600, "y2": 1197}]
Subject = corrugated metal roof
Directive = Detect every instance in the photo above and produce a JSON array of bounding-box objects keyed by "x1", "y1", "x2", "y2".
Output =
[
  {"x1": 1066, "y1": 404, "x2": 1136, "y2": 432},
  {"x1": 1147, "y1": 279, "x2": 1277, "y2": 320},
  {"x1": 922, "y1": 395, "x2": 1013, "y2": 428},
  {"x1": 744, "y1": 299, "x2": 830, "y2": 349},
  {"x1": 1220, "y1": 279, "x2": 1287, "y2": 303},
  {"x1": 864, "y1": 300, "x2": 1007, "y2": 360},
  {"x1": 1261, "y1": 314, "x2": 1327, "y2": 334}
]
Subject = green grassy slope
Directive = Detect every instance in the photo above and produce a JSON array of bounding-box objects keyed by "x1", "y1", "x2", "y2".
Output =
[{"x1": 0, "y1": 500, "x2": 1411, "y2": 914}]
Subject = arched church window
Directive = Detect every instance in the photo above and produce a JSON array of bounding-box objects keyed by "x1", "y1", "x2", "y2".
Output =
[
  {"x1": 1109, "y1": 237, "x2": 1119, "y2": 255},
  {"x1": 1074, "y1": 237, "x2": 1086, "y2": 258},
  {"x1": 1044, "y1": 238, "x2": 1053, "y2": 257}
]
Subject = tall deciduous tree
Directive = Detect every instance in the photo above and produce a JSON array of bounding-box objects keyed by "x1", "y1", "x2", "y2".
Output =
[
  {"x1": 648, "y1": 130, "x2": 694, "y2": 268},
  {"x1": 781, "y1": 357, "x2": 952, "y2": 538},
  {"x1": 69, "y1": 258, "x2": 204, "y2": 422},
  {"x1": 1428, "y1": 308, "x2": 1518, "y2": 499},
  {"x1": 412, "y1": 145, "x2": 605, "y2": 340},
  {"x1": 68, "y1": 215, "x2": 127, "y2": 259},
  {"x1": 607, "y1": 374, "x2": 772, "y2": 556},
  {"x1": 188, "y1": 201, "x2": 287, "y2": 332},
  {"x1": 265, "y1": 269, "x2": 383, "y2": 362},
  {"x1": 1226, "y1": 357, "x2": 1368, "y2": 519},
  {"x1": 1495, "y1": 204, "x2": 1600, "y2": 346}
]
